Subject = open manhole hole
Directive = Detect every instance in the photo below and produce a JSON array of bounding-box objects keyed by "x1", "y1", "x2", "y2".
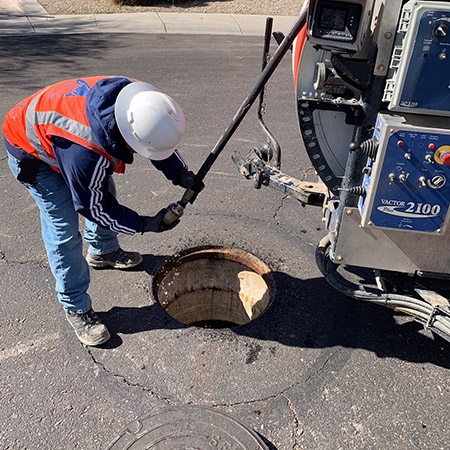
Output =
[{"x1": 151, "y1": 246, "x2": 275, "y2": 328}]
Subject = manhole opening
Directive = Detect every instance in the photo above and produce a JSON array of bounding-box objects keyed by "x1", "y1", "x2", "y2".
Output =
[{"x1": 151, "y1": 246, "x2": 276, "y2": 329}]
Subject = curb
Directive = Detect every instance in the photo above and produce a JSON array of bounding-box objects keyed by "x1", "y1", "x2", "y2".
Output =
[{"x1": 0, "y1": 0, "x2": 298, "y2": 36}]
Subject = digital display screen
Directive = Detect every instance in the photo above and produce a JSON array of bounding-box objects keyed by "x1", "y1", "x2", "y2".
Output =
[{"x1": 319, "y1": 7, "x2": 348, "y2": 31}]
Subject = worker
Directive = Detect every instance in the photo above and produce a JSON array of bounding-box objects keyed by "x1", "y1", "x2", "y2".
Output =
[{"x1": 3, "y1": 76, "x2": 198, "y2": 346}]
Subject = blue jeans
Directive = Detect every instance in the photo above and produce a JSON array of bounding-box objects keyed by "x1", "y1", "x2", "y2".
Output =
[{"x1": 8, "y1": 152, "x2": 120, "y2": 313}]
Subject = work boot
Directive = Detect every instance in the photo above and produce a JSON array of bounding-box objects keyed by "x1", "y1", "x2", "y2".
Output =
[
  {"x1": 86, "y1": 247, "x2": 143, "y2": 269},
  {"x1": 65, "y1": 309, "x2": 111, "y2": 346}
]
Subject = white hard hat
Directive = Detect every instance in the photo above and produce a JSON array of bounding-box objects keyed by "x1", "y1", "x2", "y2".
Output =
[{"x1": 115, "y1": 82, "x2": 185, "y2": 160}]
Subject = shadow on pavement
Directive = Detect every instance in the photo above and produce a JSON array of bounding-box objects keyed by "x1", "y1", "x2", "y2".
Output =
[
  {"x1": 97, "y1": 253, "x2": 450, "y2": 369},
  {"x1": 0, "y1": 35, "x2": 128, "y2": 93},
  {"x1": 257, "y1": 433, "x2": 279, "y2": 450}
]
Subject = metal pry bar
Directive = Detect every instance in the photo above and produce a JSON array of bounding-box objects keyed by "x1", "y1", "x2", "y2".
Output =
[
  {"x1": 257, "y1": 17, "x2": 282, "y2": 169},
  {"x1": 176, "y1": 5, "x2": 310, "y2": 211}
]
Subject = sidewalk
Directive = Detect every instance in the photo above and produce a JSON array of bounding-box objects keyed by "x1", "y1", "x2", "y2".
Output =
[{"x1": 0, "y1": 0, "x2": 297, "y2": 36}]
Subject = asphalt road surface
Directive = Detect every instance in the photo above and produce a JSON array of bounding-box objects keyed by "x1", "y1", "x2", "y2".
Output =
[{"x1": 0, "y1": 33, "x2": 449, "y2": 450}]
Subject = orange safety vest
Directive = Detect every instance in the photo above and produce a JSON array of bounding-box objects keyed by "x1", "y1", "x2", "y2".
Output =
[{"x1": 2, "y1": 76, "x2": 127, "y2": 173}]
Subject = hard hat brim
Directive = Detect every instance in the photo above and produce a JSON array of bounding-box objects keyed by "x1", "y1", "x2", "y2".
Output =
[{"x1": 115, "y1": 82, "x2": 177, "y2": 161}]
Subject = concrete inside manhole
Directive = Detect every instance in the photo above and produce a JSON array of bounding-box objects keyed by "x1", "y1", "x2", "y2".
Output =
[{"x1": 151, "y1": 246, "x2": 275, "y2": 328}]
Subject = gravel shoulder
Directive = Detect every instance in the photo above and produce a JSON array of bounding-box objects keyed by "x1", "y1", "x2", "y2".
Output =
[{"x1": 37, "y1": 0, "x2": 304, "y2": 16}]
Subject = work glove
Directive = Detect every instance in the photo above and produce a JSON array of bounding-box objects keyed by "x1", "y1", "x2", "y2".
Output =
[
  {"x1": 141, "y1": 208, "x2": 180, "y2": 233},
  {"x1": 177, "y1": 170, "x2": 205, "y2": 204},
  {"x1": 177, "y1": 170, "x2": 205, "y2": 191}
]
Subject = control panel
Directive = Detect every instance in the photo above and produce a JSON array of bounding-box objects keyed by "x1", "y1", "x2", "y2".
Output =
[
  {"x1": 384, "y1": 1, "x2": 450, "y2": 117},
  {"x1": 359, "y1": 114, "x2": 450, "y2": 233}
]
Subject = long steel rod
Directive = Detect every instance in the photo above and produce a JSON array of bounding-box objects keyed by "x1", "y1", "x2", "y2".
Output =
[{"x1": 179, "y1": 6, "x2": 309, "y2": 207}]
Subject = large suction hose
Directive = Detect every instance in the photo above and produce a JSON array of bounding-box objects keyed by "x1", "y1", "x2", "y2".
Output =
[{"x1": 316, "y1": 235, "x2": 450, "y2": 343}]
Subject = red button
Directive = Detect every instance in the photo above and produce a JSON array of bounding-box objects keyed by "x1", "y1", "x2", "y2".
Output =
[
  {"x1": 397, "y1": 140, "x2": 404, "y2": 147},
  {"x1": 429, "y1": 143, "x2": 436, "y2": 150},
  {"x1": 441, "y1": 152, "x2": 450, "y2": 165}
]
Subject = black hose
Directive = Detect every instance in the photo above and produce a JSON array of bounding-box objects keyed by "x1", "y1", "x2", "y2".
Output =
[{"x1": 315, "y1": 235, "x2": 450, "y2": 342}]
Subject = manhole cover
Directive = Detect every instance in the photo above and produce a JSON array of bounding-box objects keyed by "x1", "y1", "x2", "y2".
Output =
[
  {"x1": 107, "y1": 406, "x2": 269, "y2": 449},
  {"x1": 151, "y1": 246, "x2": 275, "y2": 328}
]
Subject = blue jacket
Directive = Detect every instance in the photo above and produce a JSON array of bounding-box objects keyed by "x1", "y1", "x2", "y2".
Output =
[{"x1": 4, "y1": 77, "x2": 188, "y2": 234}]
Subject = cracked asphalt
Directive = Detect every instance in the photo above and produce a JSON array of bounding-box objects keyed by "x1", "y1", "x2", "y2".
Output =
[{"x1": 1, "y1": 33, "x2": 449, "y2": 450}]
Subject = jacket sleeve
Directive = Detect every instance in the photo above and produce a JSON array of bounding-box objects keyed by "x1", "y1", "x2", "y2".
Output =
[
  {"x1": 150, "y1": 149, "x2": 188, "y2": 185},
  {"x1": 52, "y1": 137, "x2": 144, "y2": 234}
]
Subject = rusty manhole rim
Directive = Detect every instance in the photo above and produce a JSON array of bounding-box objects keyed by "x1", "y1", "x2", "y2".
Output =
[{"x1": 150, "y1": 245, "x2": 276, "y2": 328}]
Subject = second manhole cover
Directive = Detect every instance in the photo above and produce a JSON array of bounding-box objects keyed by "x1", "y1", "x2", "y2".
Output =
[{"x1": 107, "y1": 405, "x2": 268, "y2": 449}]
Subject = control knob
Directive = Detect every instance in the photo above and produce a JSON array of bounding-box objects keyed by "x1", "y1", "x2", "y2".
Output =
[
  {"x1": 429, "y1": 175, "x2": 446, "y2": 189},
  {"x1": 434, "y1": 24, "x2": 448, "y2": 39}
]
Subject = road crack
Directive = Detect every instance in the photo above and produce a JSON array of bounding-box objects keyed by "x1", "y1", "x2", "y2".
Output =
[
  {"x1": 281, "y1": 393, "x2": 304, "y2": 450},
  {"x1": 211, "y1": 349, "x2": 341, "y2": 408},
  {"x1": 273, "y1": 195, "x2": 288, "y2": 226},
  {"x1": 304, "y1": 351, "x2": 336, "y2": 383},
  {"x1": 1, "y1": 252, "x2": 48, "y2": 269},
  {"x1": 155, "y1": 13, "x2": 168, "y2": 33},
  {"x1": 230, "y1": 15, "x2": 244, "y2": 35},
  {"x1": 300, "y1": 165, "x2": 316, "y2": 182},
  {"x1": 86, "y1": 348, "x2": 175, "y2": 406}
]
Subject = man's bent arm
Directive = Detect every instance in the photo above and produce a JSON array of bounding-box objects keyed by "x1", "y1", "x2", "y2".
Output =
[{"x1": 53, "y1": 138, "x2": 143, "y2": 234}]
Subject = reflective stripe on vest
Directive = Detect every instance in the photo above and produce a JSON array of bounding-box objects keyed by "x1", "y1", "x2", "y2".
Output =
[
  {"x1": 25, "y1": 87, "x2": 59, "y2": 168},
  {"x1": 25, "y1": 86, "x2": 111, "y2": 170}
]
